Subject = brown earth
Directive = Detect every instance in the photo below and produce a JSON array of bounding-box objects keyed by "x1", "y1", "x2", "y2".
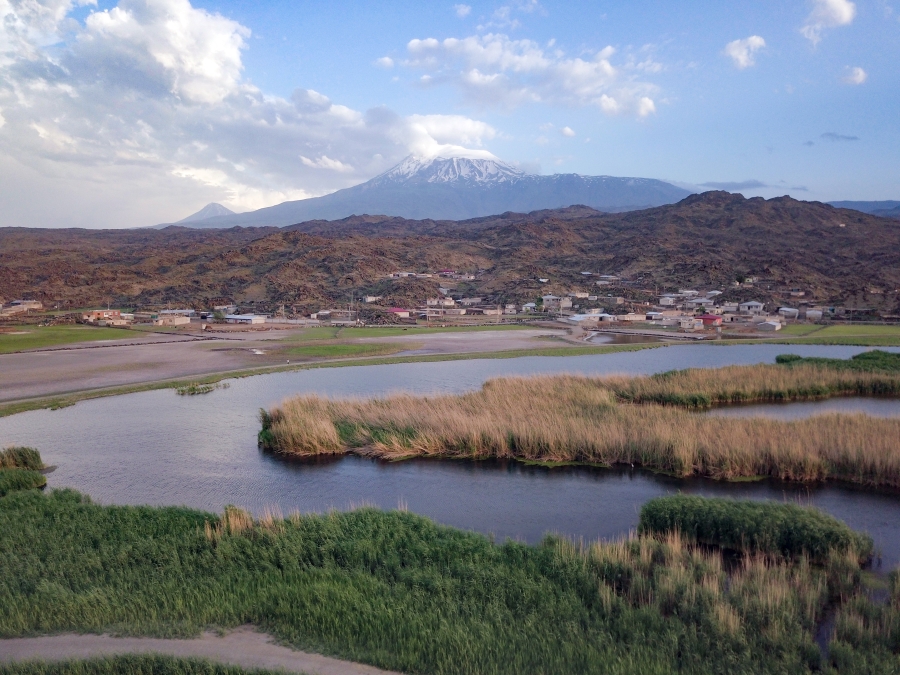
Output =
[{"x1": 1, "y1": 192, "x2": 898, "y2": 316}]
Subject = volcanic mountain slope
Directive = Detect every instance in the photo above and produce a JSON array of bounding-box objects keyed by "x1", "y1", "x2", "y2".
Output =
[
  {"x1": 160, "y1": 156, "x2": 692, "y2": 227},
  {"x1": 2, "y1": 192, "x2": 898, "y2": 314}
]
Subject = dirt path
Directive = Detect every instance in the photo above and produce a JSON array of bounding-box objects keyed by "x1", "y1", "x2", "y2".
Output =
[{"x1": 0, "y1": 626, "x2": 404, "y2": 675}]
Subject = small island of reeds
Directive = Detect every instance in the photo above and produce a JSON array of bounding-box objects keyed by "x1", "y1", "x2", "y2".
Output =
[
  {"x1": 259, "y1": 353, "x2": 900, "y2": 488},
  {"x1": 0, "y1": 446, "x2": 46, "y2": 497}
]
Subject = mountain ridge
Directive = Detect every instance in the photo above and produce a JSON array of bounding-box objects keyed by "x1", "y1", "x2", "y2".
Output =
[{"x1": 160, "y1": 156, "x2": 693, "y2": 228}]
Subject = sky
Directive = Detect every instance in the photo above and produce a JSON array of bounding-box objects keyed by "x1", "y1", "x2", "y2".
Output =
[{"x1": 0, "y1": 0, "x2": 897, "y2": 228}]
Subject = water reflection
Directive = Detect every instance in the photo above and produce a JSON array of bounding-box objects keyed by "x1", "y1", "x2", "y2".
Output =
[{"x1": 705, "y1": 396, "x2": 900, "y2": 420}]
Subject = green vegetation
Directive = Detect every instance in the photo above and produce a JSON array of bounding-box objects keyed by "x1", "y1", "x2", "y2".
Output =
[
  {"x1": 639, "y1": 496, "x2": 873, "y2": 564},
  {"x1": 280, "y1": 342, "x2": 411, "y2": 359},
  {"x1": 0, "y1": 326, "x2": 133, "y2": 354},
  {"x1": 0, "y1": 470, "x2": 46, "y2": 497},
  {"x1": 0, "y1": 447, "x2": 47, "y2": 497},
  {"x1": 777, "y1": 325, "x2": 825, "y2": 336},
  {"x1": 0, "y1": 656, "x2": 291, "y2": 675},
  {"x1": 0, "y1": 447, "x2": 44, "y2": 470},
  {"x1": 769, "y1": 324, "x2": 900, "y2": 346},
  {"x1": 339, "y1": 324, "x2": 533, "y2": 338},
  {"x1": 175, "y1": 382, "x2": 230, "y2": 396},
  {"x1": 2, "y1": 484, "x2": 899, "y2": 674},
  {"x1": 263, "y1": 362, "x2": 900, "y2": 487},
  {"x1": 277, "y1": 326, "x2": 342, "y2": 342},
  {"x1": 776, "y1": 350, "x2": 900, "y2": 374}
]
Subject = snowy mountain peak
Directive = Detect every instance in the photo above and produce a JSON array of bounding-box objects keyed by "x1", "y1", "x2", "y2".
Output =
[
  {"x1": 177, "y1": 202, "x2": 236, "y2": 223},
  {"x1": 375, "y1": 155, "x2": 527, "y2": 186}
]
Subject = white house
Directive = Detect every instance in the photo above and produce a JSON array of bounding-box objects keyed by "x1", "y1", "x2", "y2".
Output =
[
  {"x1": 757, "y1": 321, "x2": 782, "y2": 331},
  {"x1": 739, "y1": 301, "x2": 765, "y2": 315},
  {"x1": 805, "y1": 309, "x2": 824, "y2": 321},
  {"x1": 778, "y1": 307, "x2": 800, "y2": 320},
  {"x1": 224, "y1": 314, "x2": 265, "y2": 325},
  {"x1": 659, "y1": 296, "x2": 678, "y2": 306}
]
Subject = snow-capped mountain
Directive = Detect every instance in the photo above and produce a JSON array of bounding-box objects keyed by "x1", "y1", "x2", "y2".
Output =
[
  {"x1": 372, "y1": 155, "x2": 526, "y2": 185},
  {"x1": 163, "y1": 155, "x2": 693, "y2": 228}
]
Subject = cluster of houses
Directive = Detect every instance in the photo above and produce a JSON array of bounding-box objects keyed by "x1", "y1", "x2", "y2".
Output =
[
  {"x1": 565, "y1": 288, "x2": 825, "y2": 332},
  {"x1": 0, "y1": 300, "x2": 43, "y2": 317},
  {"x1": 80, "y1": 306, "x2": 267, "y2": 327}
]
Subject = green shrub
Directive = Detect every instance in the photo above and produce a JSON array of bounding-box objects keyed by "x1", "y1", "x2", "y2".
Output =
[
  {"x1": 0, "y1": 469, "x2": 47, "y2": 497},
  {"x1": 0, "y1": 447, "x2": 43, "y2": 470},
  {"x1": 776, "y1": 350, "x2": 900, "y2": 373},
  {"x1": 638, "y1": 495, "x2": 873, "y2": 563}
]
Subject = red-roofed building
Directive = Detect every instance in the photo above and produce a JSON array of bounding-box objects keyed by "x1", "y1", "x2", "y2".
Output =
[{"x1": 697, "y1": 314, "x2": 723, "y2": 327}]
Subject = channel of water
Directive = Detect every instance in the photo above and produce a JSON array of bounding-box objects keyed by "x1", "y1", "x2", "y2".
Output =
[{"x1": 2, "y1": 343, "x2": 899, "y2": 566}]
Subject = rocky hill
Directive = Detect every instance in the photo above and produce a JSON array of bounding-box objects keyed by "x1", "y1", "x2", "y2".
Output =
[{"x1": 2, "y1": 193, "x2": 898, "y2": 315}]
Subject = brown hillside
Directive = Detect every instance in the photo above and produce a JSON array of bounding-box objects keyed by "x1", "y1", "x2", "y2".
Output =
[{"x1": 0, "y1": 193, "x2": 897, "y2": 314}]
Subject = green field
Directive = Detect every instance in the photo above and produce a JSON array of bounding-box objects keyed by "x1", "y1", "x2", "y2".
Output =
[
  {"x1": 338, "y1": 324, "x2": 534, "y2": 338},
  {"x1": 777, "y1": 324, "x2": 825, "y2": 336},
  {"x1": 765, "y1": 323, "x2": 900, "y2": 346},
  {"x1": 0, "y1": 326, "x2": 134, "y2": 354},
  {"x1": 0, "y1": 655, "x2": 288, "y2": 675},
  {"x1": 280, "y1": 342, "x2": 412, "y2": 359}
]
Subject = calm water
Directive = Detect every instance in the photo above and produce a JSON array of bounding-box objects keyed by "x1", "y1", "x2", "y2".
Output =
[
  {"x1": 706, "y1": 397, "x2": 900, "y2": 419},
  {"x1": 2, "y1": 344, "x2": 899, "y2": 565}
]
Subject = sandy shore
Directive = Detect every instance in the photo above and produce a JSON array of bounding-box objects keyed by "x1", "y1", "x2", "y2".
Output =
[
  {"x1": 0, "y1": 626, "x2": 402, "y2": 675},
  {"x1": 0, "y1": 327, "x2": 566, "y2": 403}
]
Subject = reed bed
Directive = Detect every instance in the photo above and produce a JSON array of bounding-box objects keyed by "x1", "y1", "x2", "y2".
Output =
[
  {"x1": 261, "y1": 368, "x2": 900, "y2": 488},
  {"x1": 4, "y1": 484, "x2": 888, "y2": 674},
  {"x1": 0, "y1": 446, "x2": 44, "y2": 470},
  {"x1": 0, "y1": 655, "x2": 284, "y2": 675},
  {"x1": 638, "y1": 495, "x2": 873, "y2": 563}
]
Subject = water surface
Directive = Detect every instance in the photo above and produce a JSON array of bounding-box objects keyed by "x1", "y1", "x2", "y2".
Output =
[{"x1": 2, "y1": 344, "x2": 899, "y2": 565}]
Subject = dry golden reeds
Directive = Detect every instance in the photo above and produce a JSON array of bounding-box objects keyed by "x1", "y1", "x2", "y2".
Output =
[{"x1": 262, "y1": 368, "x2": 900, "y2": 488}]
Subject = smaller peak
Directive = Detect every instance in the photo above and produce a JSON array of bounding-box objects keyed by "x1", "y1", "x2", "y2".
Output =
[{"x1": 177, "y1": 202, "x2": 236, "y2": 223}]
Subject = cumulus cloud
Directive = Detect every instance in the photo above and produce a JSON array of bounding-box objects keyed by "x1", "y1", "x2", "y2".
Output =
[
  {"x1": 453, "y1": 4, "x2": 471, "y2": 18},
  {"x1": 841, "y1": 66, "x2": 867, "y2": 84},
  {"x1": 374, "y1": 56, "x2": 394, "y2": 68},
  {"x1": 404, "y1": 33, "x2": 658, "y2": 117},
  {"x1": 0, "y1": 0, "x2": 498, "y2": 227},
  {"x1": 560, "y1": 126, "x2": 575, "y2": 137},
  {"x1": 801, "y1": 0, "x2": 856, "y2": 45},
  {"x1": 724, "y1": 35, "x2": 765, "y2": 69}
]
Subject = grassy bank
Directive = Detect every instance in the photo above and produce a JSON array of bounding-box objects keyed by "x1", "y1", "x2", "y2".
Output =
[
  {"x1": 262, "y1": 359, "x2": 900, "y2": 487},
  {"x1": 0, "y1": 326, "x2": 134, "y2": 354},
  {"x1": 1, "y1": 479, "x2": 898, "y2": 674},
  {"x1": 764, "y1": 325, "x2": 900, "y2": 347},
  {"x1": 0, "y1": 342, "x2": 658, "y2": 419}
]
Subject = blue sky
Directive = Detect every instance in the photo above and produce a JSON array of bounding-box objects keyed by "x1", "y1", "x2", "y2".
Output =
[{"x1": 0, "y1": 0, "x2": 897, "y2": 227}]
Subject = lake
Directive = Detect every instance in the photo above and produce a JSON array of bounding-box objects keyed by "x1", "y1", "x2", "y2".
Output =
[{"x1": 2, "y1": 343, "x2": 899, "y2": 566}]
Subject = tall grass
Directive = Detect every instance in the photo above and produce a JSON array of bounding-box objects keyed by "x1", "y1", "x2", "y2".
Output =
[
  {"x1": 262, "y1": 369, "x2": 900, "y2": 487},
  {"x1": 0, "y1": 470, "x2": 46, "y2": 497},
  {"x1": 4, "y1": 486, "x2": 884, "y2": 675},
  {"x1": 638, "y1": 496, "x2": 873, "y2": 564},
  {"x1": 0, "y1": 447, "x2": 44, "y2": 470}
]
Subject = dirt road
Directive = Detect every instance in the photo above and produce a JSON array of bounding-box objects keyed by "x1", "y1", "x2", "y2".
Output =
[{"x1": 0, "y1": 627, "x2": 403, "y2": 675}]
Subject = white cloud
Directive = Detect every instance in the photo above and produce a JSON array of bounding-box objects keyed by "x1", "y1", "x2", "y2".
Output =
[
  {"x1": 560, "y1": 126, "x2": 575, "y2": 137},
  {"x1": 0, "y1": 0, "x2": 498, "y2": 226},
  {"x1": 404, "y1": 33, "x2": 658, "y2": 117},
  {"x1": 724, "y1": 35, "x2": 765, "y2": 69},
  {"x1": 374, "y1": 56, "x2": 394, "y2": 68},
  {"x1": 842, "y1": 65, "x2": 867, "y2": 84},
  {"x1": 453, "y1": 4, "x2": 471, "y2": 18},
  {"x1": 801, "y1": 0, "x2": 856, "y2": 45}
]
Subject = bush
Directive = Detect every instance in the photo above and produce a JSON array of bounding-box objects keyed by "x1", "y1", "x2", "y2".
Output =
[
  {"x1": 0, "y1": 469, "x2": 47, "y2": 497},
  {"x1": 0, "y1": 447, "x2": 43, "y2": 470},
  {"x1": 638, "y1": 495, "x2": 873, "y2": 563}
]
